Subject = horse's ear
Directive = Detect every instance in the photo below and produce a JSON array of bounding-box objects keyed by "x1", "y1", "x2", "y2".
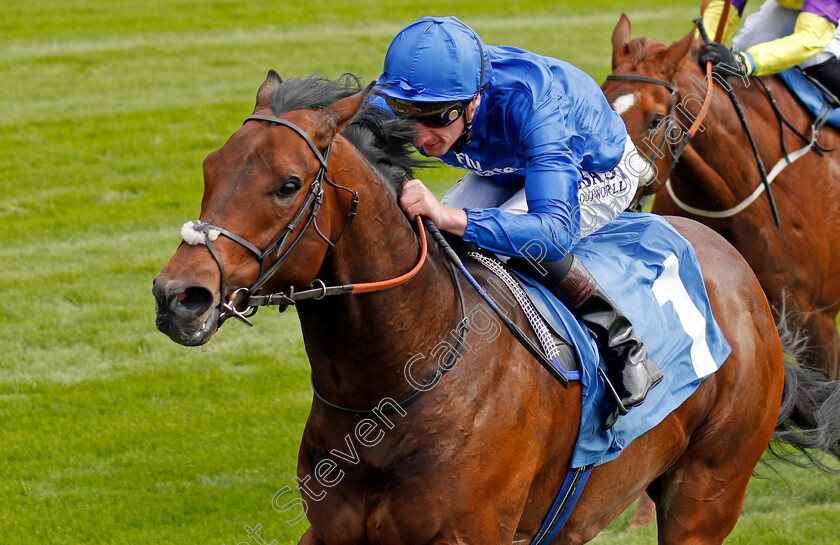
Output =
[
  {"x1": 663, "y1": 27, "x2": 695, "y2": 77},
  {"x1": 254, "y1": 69, "x2": 283, "y2": 113},
  {"x1": 316, "y1": 81, "x2": 375, "y2": 143},
  {"x1": 611, "y1": 13, "x2": 631, "y2": 70}
]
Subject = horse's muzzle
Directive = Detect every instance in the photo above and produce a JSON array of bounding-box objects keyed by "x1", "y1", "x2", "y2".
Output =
[{"x1": 152, "y1": 277, "x2": 219, "y2": 346}]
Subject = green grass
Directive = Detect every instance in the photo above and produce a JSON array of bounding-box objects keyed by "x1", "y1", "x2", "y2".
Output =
[
  {"x1": 590, "y1": 456, "x2": 840, "y2": 545},
  {"x1": 1, "y1": 1, "x2": 837, "y2": 543}
]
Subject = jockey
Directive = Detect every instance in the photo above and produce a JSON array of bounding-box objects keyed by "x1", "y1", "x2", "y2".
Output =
[
  {"x1": 374, "y1": 16, "x2": 662, "y2": 424},
  {"x1": 700, "y1": 0, "x2": 840, "y2": 95}
]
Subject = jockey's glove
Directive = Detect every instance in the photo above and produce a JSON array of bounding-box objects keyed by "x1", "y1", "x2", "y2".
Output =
[{"x1": 699, "y1": 41, "x2": 754, "y2": 78}]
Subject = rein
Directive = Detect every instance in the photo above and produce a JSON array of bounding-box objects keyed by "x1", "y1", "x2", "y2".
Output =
[
  {"x1": 663, "y1": 78, "x2": 837, "y2": 220},
  {"x1": 181, "y1": 113, "x2": 561, "y2": 416},
  {"x1": 606, "y1": 68, "x2": 783, "y2": 225},
  {"x1": 181, "y1": 114, "x2": 428, "y2": 326},
  {"x1": 604, "y1": 73, "x2": 681, "y2": 186},
  {"x1": 694, "y1": 17, "x2": 781, "y2": 227},
  {"x1": 244, "y1": 217, "x2": 428, "y2": 312}
]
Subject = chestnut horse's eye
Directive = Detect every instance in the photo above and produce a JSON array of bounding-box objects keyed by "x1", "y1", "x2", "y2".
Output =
[
  {"x1": 648, "y1": 114, "x2": 666, "y2": 130},
  {"x1": 276, "y1": 178, "x2": 301, "y2": 198}
]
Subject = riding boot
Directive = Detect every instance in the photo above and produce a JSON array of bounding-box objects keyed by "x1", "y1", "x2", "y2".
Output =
[{"x1": 509, "y1": 254, "x2": 663, "y2": 427}]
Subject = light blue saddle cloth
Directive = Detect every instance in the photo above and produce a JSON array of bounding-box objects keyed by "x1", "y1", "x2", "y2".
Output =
[
  {"x1": 777, "y1": 67, "x2": 840, "y2": 129},
  {"x1": 510, "y1": 213, "x2": 731, "y2": 468}
]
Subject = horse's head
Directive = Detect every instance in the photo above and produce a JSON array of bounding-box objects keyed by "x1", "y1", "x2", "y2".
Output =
[
  {"x1": 153, "y1": 71, "x2": 382, "y2": 346},
  {"x1": 602, "y1": 14, "x2": 700, "y2": 203}
]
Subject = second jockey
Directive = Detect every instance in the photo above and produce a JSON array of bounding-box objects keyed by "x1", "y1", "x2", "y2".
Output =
[{"x1": 701, "y1": 0, "x2": 840, "y2": 95}]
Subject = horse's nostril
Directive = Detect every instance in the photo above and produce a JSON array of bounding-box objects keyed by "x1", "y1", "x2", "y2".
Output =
[{"x1": 172, "y1": 287, "x2": 213, "y2": 316}]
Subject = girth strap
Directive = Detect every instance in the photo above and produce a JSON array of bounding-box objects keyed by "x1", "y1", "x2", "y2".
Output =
[{"x1": 529, "y1": 465, "x2": 594, "y2": 545}]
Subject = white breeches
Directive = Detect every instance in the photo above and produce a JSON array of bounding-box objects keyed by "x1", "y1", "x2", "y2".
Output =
[{"x1": 441, "y1": 137, "x2": 643, "y2": 238}]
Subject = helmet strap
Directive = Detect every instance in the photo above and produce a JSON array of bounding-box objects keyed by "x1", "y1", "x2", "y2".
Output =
[{"x1": 452, "y1": 117, "x2": 473, "y2": 153}]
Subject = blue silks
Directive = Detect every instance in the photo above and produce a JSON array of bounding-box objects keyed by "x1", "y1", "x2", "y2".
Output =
[{"x1": 510, "y1": 212, "x2": 732, "y2": 468}]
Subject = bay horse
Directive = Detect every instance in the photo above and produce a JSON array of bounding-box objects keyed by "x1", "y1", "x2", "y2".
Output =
[
  {"x1": 603, "y1": 13, "x2": 840, "y2": 381},
  {"x1": 153, "y1": 72, "x2": 840, "y2": 544}
]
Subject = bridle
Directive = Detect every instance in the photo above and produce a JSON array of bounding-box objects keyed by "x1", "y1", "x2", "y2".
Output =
[
  {"x1": 182, "y1": 114, "x2": 428, "y2": 326},
  {"x1": 605, "y1": 73, "x2": 689, "y2": 196},
  {"x1": 605, "y1": 11, "x2": 723, "y2": 200}
]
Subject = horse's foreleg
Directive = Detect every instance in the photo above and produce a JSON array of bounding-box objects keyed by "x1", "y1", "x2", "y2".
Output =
[{"x1": 298, "y1": 528, "x2": 324, "y2": 545}]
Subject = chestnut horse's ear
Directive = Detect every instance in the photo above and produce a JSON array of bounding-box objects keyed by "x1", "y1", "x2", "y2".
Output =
[
  {"x1": 663, "y1": 27, "x2": 696, "y2": 78},
  {"x1": 315, "y1": 81, "x2": 375, "y2": 145},
  {"x1": 254, "y1": 69, "x2": 283, "y2": 113},
  {"x1": 611, "y1": 13, "x2": 631, "y2": 70}
]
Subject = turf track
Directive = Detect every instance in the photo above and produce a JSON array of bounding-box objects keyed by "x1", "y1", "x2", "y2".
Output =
[{"x1": 1, "y1": 1, "x2": 836, "y2": 543}]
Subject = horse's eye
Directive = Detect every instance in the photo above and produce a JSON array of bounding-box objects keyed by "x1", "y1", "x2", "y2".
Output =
[
  {"x1": 277, "y1": 179, "x2": 301, "y2": 197},
  {"x1": 648, "y1": 114, "x2": 665, "y2": 130}
]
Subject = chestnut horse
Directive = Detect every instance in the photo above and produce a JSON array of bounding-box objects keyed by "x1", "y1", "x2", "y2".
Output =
[
  {"x1": 153, "y1": 73, "x2": 839, "y2": 544},
  {"x1": 603, "y1": 14, "x2": 840, "y2": 380}
]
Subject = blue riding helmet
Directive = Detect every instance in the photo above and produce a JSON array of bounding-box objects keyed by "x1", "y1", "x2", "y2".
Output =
[{"x1": 377, "y1": 16, "x2": 493, "y2": 103}]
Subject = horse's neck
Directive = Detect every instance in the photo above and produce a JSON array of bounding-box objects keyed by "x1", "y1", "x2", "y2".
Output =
[
  {"x1": 670, "y1": 145, "x2": 738, "y2": 209},
  {"x1": 296, "y1": 146, "x2": 461, "y2": 407}
]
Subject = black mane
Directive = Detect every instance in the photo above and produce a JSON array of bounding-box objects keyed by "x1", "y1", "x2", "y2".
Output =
[{"x1": 269, "y1": 73, "x2": 425, "y2": 195}]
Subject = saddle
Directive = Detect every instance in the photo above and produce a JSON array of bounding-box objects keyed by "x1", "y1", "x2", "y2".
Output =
[
  {"x1": 798, "y1": 68, "x2": 840, "y2": 109},
  {"x1": 441, "y1": 233, "x2": 580, "y2": 382},
  {"x1": 777, "y1": 67, "x2": 840, "y2": 133}
]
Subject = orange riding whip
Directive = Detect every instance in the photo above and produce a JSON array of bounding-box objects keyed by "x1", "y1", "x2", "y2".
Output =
[{"x1": 689, "y1": 0, "x2": 731, "y2": 137}]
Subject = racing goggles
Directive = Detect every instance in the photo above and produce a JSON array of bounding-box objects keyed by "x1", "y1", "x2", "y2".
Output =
[{"x1": 385, "y1": 98, "x2": 466, "y2": 128}]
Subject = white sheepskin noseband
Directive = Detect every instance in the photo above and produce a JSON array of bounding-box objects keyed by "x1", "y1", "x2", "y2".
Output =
[{"x1": 180, "y1": 221, "x2": 220, "y2": 246}]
